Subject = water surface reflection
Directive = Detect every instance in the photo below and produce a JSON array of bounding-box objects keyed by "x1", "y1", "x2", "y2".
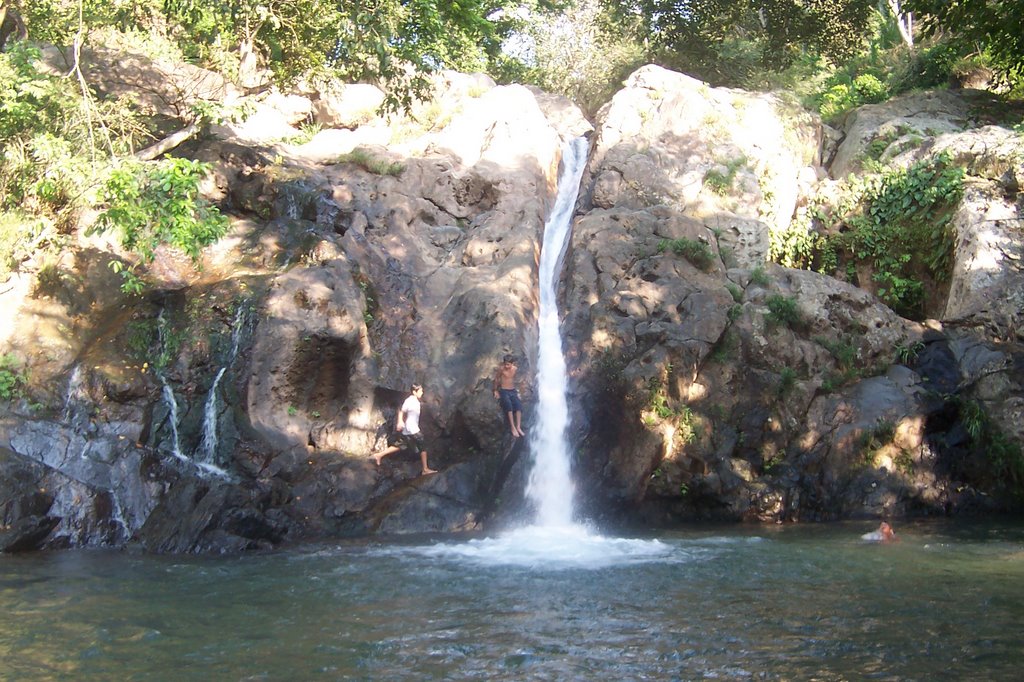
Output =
[{"x1": 2, "y1": 519, "x2": 1022, "y2": 680}]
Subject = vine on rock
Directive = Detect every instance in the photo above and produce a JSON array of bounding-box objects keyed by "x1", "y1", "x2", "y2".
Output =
[{"x1": 770, "y1": 151, "x2": 964, "y2": 319}]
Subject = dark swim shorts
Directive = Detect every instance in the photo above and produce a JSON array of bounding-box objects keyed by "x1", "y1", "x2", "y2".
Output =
[
  {"x1": 498, "y1": 388, "x2": 522, "y2": 413},
  {"x1": 399, "y1": 432, "x2": 426, "y2": 454}
]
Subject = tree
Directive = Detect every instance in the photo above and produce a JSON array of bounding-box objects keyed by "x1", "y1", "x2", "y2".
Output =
[
  {"x1": 903, "y1": 0, "x2": 1024, "y2": 80},
  {"x1": 16, "y1": 1, "x2": 551, "y2": 108},
  {"x1": 602, "y1": 0, "x2": 875, "y2": 87},
  {"x1": 500, "y1": 0, "x2": 644, "y2": 115}
]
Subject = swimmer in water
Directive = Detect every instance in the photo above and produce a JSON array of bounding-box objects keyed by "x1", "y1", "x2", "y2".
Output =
[{"x1": 861, "y1": 521, "x2": 896, "y2": 542}]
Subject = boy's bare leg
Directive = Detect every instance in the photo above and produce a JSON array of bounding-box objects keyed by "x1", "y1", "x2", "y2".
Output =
[
  {"x1": 514, "y1": 411, "x2": 525, "y2": 437},
  {"x1": 506, "y1": 411, "x2": 519, "y2": 438},
  {"x1": 371, "y1": 445, "x2": 400, "y2": 465},
  {"x1": 420, "y1": 451, "x2": 437, "y2": 475}
]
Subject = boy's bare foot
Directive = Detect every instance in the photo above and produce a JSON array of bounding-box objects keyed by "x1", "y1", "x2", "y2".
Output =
[
  {"x1": 516, "y1": 428, "x2": 526, "y2": 438},
  {"x1": 421, "y1": 467, "x2": 437, "y2": 475}
]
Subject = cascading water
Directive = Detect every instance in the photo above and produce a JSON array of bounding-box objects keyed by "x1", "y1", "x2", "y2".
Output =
[
  {"x1": 195, "y1": 304, "x2": 246, "y2": 477},
  {"x1": 155, "y1": 307, "x2": 230, "y2": 479},
  {"x1": 423, "y1": 137, "x2": 673, "y2": 568},
  {"x1": 155, "y1": 309, "x2": 188, "y2": 464},
  {"x1": 159, "y1": 379, "x2": 188, "y2": 464},
  {"x1": 525, "y1": 136, "x2": 588, "y2": 527}
]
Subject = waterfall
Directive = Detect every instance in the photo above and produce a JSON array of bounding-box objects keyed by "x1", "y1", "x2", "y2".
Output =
[
  {"x1": 415, "y1": 136, "x2": 673, "y2": 566},
  {"x1": 196, "y1": 367, "x2": 226, "y2": 463},
  {"x1": 160, "y1": 378, "x2": 188, "y2": 463},
  {"x1": 61, "y1": 364, "x2": 91, "y2": 430},
  {"x1": 155, "y1": 307, "x2": 231, "y2": 479},
  {"x1": 525, "y1": 136, "x2": 589, "y2": 527},
  {"x1": 195, "y1": 305, "x2": 246, "y2": 472}
]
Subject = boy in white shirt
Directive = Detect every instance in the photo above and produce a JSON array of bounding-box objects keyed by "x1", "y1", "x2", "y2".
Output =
[{"x1": 371, "y1": 384, "x2": 437, "y2": 475}]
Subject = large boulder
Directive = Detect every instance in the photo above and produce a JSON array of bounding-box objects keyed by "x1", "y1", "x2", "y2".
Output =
[{"x1": 588, "y1": 64, "x2": 822, "y2": 268}]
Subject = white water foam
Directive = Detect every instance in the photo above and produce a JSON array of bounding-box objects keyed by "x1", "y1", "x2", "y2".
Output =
[{"x1": 416, "y1": 526, "x2": 679, "y2": 569}]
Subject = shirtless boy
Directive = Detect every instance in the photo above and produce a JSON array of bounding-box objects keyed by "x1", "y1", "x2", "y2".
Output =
[{"x1": 493, "y1": 354, "x2": 525, "y2": 438}]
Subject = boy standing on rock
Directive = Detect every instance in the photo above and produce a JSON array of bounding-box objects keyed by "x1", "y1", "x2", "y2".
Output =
[
  {"x1": 371, "y1": 384, "x2": 437, "y2": 475},
  {"x1": 493, "y1": 354, "x2": 525, "y2": 438}
]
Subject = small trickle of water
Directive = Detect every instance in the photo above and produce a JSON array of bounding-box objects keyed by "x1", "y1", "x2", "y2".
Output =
[
  {"x1": 61, "y1": 364, "x2": 91, "y2": 429},
  {"x1": 159, "y1": 379, "x2": 188, "y2": 464},
  {"x1": 196, "y1": 367, "x2": 226, "y2": 462},
  {"x1": 109, "y1": 492, "x2": 130, "y2": 542},
  {"x1": 195, "y1": 305, "x2": 246, "y2": 470}
]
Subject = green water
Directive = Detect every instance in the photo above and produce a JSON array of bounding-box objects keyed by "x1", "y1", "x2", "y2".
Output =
[{"x1": 1, "y1": 519, "x2": 1022, "y2": 680}]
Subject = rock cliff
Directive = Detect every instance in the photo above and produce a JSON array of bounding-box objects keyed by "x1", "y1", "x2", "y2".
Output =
[{"x1": 1, "y1": 52, "x2": 1022, "y2": 552}]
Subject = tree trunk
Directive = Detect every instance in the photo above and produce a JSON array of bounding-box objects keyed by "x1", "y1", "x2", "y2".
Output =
[
  {"x1": 135, "y1": 121, "x2": 202, "y2": 161},
  {"x1": 887, "y1": 0, "x2": 914, "y2": 48},
  {"x1": 0, "y1": 5, "x2": 29, "y2": 52}
]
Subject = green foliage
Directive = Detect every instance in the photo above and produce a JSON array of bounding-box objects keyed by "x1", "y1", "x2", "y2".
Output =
[
  {"x1": 335, "y1": 149, "x2": 405, "y2": 176},
  {"x1": 0, "y1": 353, "x2": 27, "y2": 401},
  {"x1": 496, "y1": 0, "x2": 645, "y2": 117},
  {"x1": 776, "y1": 366, "x2": 797, "y2": 397},
  {"x1": 604, "y1": 0, "x2": 873, "y2": 88},
  {"x1": 817, "y1": 73, "x2": 888, "y2": 122},
  {"x1": 0, "y1": 45, "x2": 92, "y2": 216},
  {"x1": 92, "y1": 158, "x2": 228, "y2": 292},
  {"x1": 725, "y1": 282, "x2": 743, "y2": 303},
  {"x1": 765, "y1": 294, "x2": 802, "y2": 329},
  {"x1": 893, "y1": 448, "x2": 915, "y2": 474},
  {"x1": 645, "y1": 377, "x2": 674, "y2": 420},
  {"x1": 709, "y1": 329, "x2": 738, "y2": 363},
  {"x1": 763, "y1": 453, "x2": 784, "y2": 475},
  {"x1": 642, "y1": 377, "x2": 699, "y2": 445},
  {"x1": 815, "y1": 335, "x2": 864, "y2": 390},
  {"x1": 895, "y1": 340, "x2": 924, "y2": 365},
  {"x1": 834, "y1": 152, "x2": 963, "y2": 317},
  {"x1": 769, "y1": 152, "x2": 963, "y2": 320},
  {"x1": 749, "y1": 266, "x2": 770, "y2": 287},
  {"x1": 768, "y1": 206, "x2": 834, "y2": 271},
  {"x1": 904, "y1": 0, "x2": 1024, "y2": 86},
  {"x1": 23, "y1": 0, "x2": 540, "y2": 112},
  {"x1": 657, "y1": 237, "x2": 716, "y2": 271},
  {"x1": 287, "y1": 122, "x2": 323, "y2": 146},
  {"x1": 859, "y1": 417, "x2": 896, "y2": 466},
  {"x1": 0, "y1": 211, "x2": 48, "y2": 283},
  {"x1": 817, "y1": 334, "x2": 855, "y2": 367},
  {"x1": 703, "y1": 155, "x2": 747, "y2": 194},
  {"x1": 955, "y1": 397, "x2": 1024, "y2": 496},
  {"x1": 125, "y1": 318, "x2": 159, "y2": 361},
  {"x1": 357, "y1": 275, "x2": 378, "y2": 326}
]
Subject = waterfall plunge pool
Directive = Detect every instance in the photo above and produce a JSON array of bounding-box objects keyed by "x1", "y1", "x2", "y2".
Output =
[{"x1": 2, "y1": 519, "x2": 1023, "y2": 680}]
